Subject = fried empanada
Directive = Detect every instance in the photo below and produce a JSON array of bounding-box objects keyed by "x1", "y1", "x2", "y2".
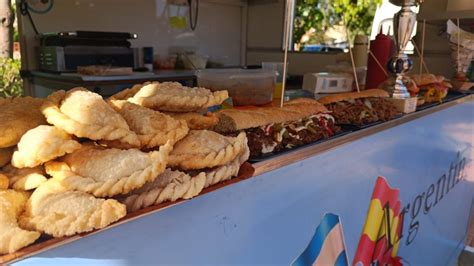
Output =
[
  {"x1": 1, "y1": 165, "x2": 47, "y2": 191},
  {"x1": 119, "y1": 169, "x2": 206, "y2": 212},
  {"x1": 0, "y1": 97, "x2": 46, "y2": 148},
  {"x1": 19, "y1": 179, "x2": 126, "y2": 238},
  {"x1": 0, "y1": 174, "x2": 8, "y2": 190},
  {"x1": 45, "y1": 142, "x2": 172, "y2": 197},
  {"x1": 0, "y1": 190, "x2": 41, "y2": 255},
  {"x1": 106, "y1": 100, "x2": 188, "y2": 149},
  {"x1": 12, "y1": 125, "x2": 82, "y2": 168},
  {"x1": 41, "y1": 88, "x2": 140, "y2": 146},
  {"x1": 0, "y1": 147, "x2": 14, "y2": 167},
  {"x1": 124, "y1": 82, "x2": 229, "y2": 112},
  {"x1": 109, "y1": 82, "x2": 145, "y2": 101},
  {"x1": 169, "y1": 130, "x2": 247, "y2": 170},
  {"x1": 121, "y1": 145, "x2": 249, "y2": 212},
  {"x1": 165, "y1": 112, "x2": 219, "y2": 130},
  {"x1": 201, "y1": 143, "x2": 249, "y2": 188}
]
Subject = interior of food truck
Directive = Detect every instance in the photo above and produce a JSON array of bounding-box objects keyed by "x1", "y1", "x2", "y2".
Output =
[
  {"x1": 0, "y1": 0, "x2": 473, "y2": 264},
  {"x1": 10, "y1": 0, "x2": 471, "y2": 95}
]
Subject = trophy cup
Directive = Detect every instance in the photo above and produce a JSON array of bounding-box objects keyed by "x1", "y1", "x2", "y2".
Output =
[{"x1": 384, "y1": 0, "x2": 424, "y2": 99}]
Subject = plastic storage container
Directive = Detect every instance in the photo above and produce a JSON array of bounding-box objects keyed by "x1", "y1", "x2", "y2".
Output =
[{"x1": 196, "y1": 69, "x2": 276, "y2": 106}]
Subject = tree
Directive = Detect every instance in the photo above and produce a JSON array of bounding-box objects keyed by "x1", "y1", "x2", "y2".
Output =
[
  {"x1": 293, "y1": 0, "x2": 325, "y2": 50},
  {"x1": 0, "y1": 0, "x2": 14, "y2": 58},
  {"x1": 293, "y1": 0, "x2": 382, "y2": 50},
  {"x1": 0, "y1": 57, "x2": 22, "y2": 97},
  {"x1": 0, "y1": 0, "x2": 22, "y2": 97},
  {"x1": 332, "y1": 0, "x2": 382, "y2": 37}
]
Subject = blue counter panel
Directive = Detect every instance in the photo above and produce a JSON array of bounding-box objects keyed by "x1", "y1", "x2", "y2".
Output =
[{"x1": 16, "y1": 101, "x2": 474, "y2": 265}]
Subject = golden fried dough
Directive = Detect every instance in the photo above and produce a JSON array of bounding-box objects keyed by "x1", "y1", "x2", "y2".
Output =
[
  {"x1": 0, "y1": 147, "x2": 14, "y2": 167},
  {"x1": 0, "y1": 190, "x2": 41, "y2": 255},
  {"x1": 12, "y1": 126, "x2": 82, "y2": 168},
  {"x1": 109, "y1": 82, "x2": 145, "y2": 101},
  {"x1": 120, "y1": 169, "x2": 206, "y2": 212},
  {"x1": 125, "y1": 82, "x2": 229, "y2": 112},
  {"x1": 202, "y1": 144, "x2": 249, "y2": 188},
  {"x1": 45, "y1": 142, "x2": 172, "y2": 197},
  {"x1": 107, "y1": 100, "x2": 189, "y2": 148},
  {"x1": 19, "y1": 179, "x2": 126, "y2": 238},
  {"x1": 169, "y1": 130, "x2": 247, "y2": 170},
  {"x1": 41, "y1": 88, "x2": 140, "y2": 146},
  {"x1": 165, "y1": 112, "x2": 219, "y2": 130},
  {"x1": 0, "y1": 174, "x2": 8, "y2": 190},
  {"x1": 0, "y1": 97, "x2": 46, "y2": 148},
  {"x1": 121, "y1": 145, "x2": 249, "y2": 212},
  {"x1": 1, "y1": 165, "x2": 47, "y2": 191}
]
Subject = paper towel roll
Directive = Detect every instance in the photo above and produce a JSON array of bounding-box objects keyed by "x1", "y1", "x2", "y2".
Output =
[{"x1": 353, "y1": 35, "x2": 368, "y2": 68}]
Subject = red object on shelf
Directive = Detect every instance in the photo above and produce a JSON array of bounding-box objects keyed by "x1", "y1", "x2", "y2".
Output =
[{"x1": 366, "y1": 29, "x2": 394, "y2": 89}]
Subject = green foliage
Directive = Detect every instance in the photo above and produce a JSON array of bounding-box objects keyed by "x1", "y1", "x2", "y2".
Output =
[
  {"x1": 13, "y1": 28, "x2": 19, "y2": 42},
  {"x1": 293, "y1": 0, "x2": 382, "y2": 49},
  {"x1": 293, "y1": 0, "x2": 325, "y2": 46},
  {"x1": 0, "y1": 58, "x2": 23, "y2": 98}
]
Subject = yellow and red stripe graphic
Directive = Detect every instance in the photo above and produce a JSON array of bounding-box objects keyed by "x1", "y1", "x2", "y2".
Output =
[{"x1": 353, "y1": 176, "x2": 404, "y2": 266}]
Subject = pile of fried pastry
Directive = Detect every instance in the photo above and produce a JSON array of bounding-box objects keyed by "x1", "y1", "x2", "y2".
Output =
[{"x1": 0, "y1": 82, "x2": 250, "y2": 255}]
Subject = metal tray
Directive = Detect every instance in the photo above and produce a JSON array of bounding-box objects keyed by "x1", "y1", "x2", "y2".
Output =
[
  {"x1": 416, "y1": 91, "x2": 466, "y2": 111},
  {"x1": 339, "y1": 120, "x2": 383, "y2": 131},
  {"x1": 338, "y1": 113, "x2": 404, "y2": 131}
]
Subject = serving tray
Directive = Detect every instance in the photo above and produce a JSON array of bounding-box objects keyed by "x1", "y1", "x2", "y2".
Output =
[
  {"x1": 0, "y1": 162, "x2": 255, "y2": 264},
  {"x1": 416, "y1": 91, "x2": 466, "y2": 111},
  {"x1": 339, "y1": 120, "x2": 383, "y2": 131},
  {"x1": 338, "y1": 113, "x2": 405, "y2": 132}
]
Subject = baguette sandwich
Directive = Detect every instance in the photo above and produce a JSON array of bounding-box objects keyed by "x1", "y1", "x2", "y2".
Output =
[
  {"x1": 410, "y1": 74, "x2": 451, "y2": 103},
  {"x1": 213, "y1": 98, "x2": 340, "y2": 157},
  {"x1": 318, "y1": 89, "x2": 399, "y2": 126}
]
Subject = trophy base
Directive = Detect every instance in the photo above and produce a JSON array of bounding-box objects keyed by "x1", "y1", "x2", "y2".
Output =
[{"x1": 381, "y1": 76, "x2": 411, "y2": 99}]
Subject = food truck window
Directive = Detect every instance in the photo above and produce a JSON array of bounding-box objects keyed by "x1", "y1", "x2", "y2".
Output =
[{"x1": 289, "y1": 0, "x2": 382, "y2": 52}]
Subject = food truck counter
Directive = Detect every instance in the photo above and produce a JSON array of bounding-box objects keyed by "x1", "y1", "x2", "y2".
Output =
[
  {"x1": 3, "y1": 92, "x2": 473, "y2": 265},
  {"x1": 253, "y1": 94, "x2": 474, "y2": 176}
]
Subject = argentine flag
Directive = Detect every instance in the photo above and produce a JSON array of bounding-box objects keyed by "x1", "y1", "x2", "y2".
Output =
[{"x1": 292, "y1": 213, "x2": 348, "y2": 266}]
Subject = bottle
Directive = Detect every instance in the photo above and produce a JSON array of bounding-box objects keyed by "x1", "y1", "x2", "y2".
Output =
[{"x1": 366, "y1": 29, "x2": 393, "y2": 89}]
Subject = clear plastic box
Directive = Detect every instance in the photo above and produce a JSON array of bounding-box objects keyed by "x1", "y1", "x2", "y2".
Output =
[{"x1": 196, "y1": 69, "x2": 276, "y2": 106}]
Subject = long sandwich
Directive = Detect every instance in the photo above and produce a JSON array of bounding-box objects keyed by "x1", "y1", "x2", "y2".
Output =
[
  {"x1": 410, "y1": 74, "x2": 451, "y2": 103},
  {"x1": 213, "y1": 98, "x2": 340, "y2": 158},
  {"x1": 318, "y1": 89, "x2": 399, "y2": 126}
]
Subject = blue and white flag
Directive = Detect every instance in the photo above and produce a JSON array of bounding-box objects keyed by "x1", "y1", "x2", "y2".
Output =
[{"x1": 292, "y1": 213, "x2": 348, "y2": 266}]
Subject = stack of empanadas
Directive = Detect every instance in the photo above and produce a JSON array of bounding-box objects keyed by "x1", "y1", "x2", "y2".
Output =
[
  {"x1": 120, "y1": 130, "x2": 249, "y2": 212},
  {"x1": 110, "y1": 81, "x2": 227, "y2": 130},
  {"x1": 106, "y1": 100, "x2": 189, "y2": 148},
  {"x1": 0, "y1": 82, "x2": 249, "y2": 255},
  {"x1": 45, "y1": 142, "x2": 172, "y2": 197}
]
